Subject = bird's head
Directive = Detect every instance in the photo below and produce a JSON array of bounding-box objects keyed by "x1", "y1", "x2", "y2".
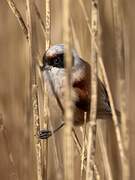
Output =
[{"x1": 41, "y1": 44, "x2": 91, "y2": 125}]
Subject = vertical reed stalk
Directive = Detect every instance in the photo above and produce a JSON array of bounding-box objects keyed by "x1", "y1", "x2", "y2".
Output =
[
  {"x1": 26, "y1": 1, "x2": 42, "y2": 180},
  {"x1": 63, "y1": 0, "x2": 74, "y2": 180},
  {"x1": 86, "y1": 1, "x2": 98, "y2": 180},
  {"x1": 32, "y1": 87, "x2": 43, "y2": 180},
  {"x1": 40, "y1": 0, "x2": 51, "y2": 179},
  {"x1": 112, "y1": 0, "x2": 129, "y2": 179},
  {"x1": 45, "y1": 0, "x2": 51, "y2": 49},
  {"x1": 42, "y1": 85, "x2": 48, "y2": 179}
]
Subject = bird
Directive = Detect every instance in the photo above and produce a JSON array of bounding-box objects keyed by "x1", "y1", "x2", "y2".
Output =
[
  {"x1": 39, "y1": 44, "x2": 120, "y2": 180},
  {"x1": 40, "y1": 44, "x2": 114, "y2": 126}
]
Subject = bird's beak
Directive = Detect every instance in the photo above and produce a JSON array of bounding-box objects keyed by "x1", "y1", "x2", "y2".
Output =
[
  {"x1": 40, "y1": 64, "x2": 51, "y2": 71},
  {"x1": 44, "y1": 65, "x2": 52, "y2": 71}
]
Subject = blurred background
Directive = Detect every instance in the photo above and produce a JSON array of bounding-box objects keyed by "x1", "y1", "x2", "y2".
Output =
[{"x1": 0, "y1": 0, "x2": 134, "y2": 179}]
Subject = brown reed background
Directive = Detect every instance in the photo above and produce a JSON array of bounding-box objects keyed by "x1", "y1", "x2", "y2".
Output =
[{"x1": 0, "y1": 0, "x2": 133, "y2": 179}]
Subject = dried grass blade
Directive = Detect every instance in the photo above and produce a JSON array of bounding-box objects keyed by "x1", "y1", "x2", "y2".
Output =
[{"x1": 6, "y1": 0, "x2": 28, "y2": 40}]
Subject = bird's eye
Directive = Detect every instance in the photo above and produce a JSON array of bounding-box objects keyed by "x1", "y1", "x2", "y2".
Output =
[
  {"x1": 52, "y1": 54, "x2": 64, "y2": 68},
  {"x1": 54, "y1": 57, "x2": 61, "y2": 65}
]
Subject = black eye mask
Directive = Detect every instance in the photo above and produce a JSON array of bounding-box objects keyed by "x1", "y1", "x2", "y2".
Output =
[
  {"x1": 40, "y1": 53, "x2": 64, "y2": 70},
  {"x1": 47, "y1": 54, "x2": 64, "y2": 68},
  {"x1": 41, "y1": 53, "x2": 75, "y2": 71}
]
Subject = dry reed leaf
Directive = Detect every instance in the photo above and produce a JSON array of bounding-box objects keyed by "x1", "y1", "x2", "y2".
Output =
[{"x1": 6, "y1": 0, "x2": 28, "y2": 40}]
